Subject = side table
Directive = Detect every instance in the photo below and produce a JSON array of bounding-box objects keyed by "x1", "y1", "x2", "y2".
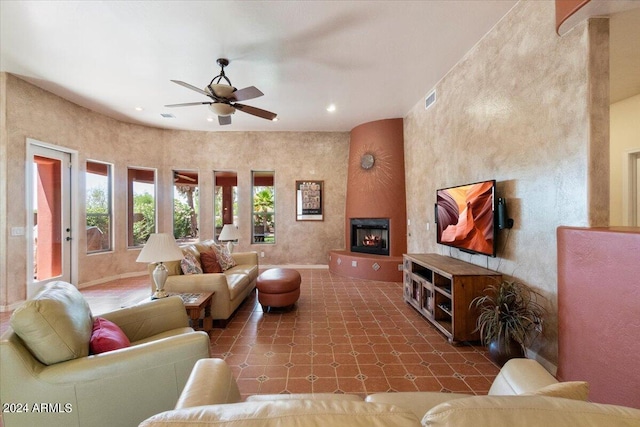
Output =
[{"x1": 151, "y1": 292, "x2": 214, "y2": 333}]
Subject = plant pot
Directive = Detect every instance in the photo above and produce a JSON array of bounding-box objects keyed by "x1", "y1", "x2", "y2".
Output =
[{"x1": 488, "y1": 337, "x2": 525, "y2": 367}]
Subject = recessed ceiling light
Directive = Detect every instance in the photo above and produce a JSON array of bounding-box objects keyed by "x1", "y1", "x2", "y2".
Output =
[
  {"x1": 272, "y1": 117, "x2": 279, "y2": 122},
  {"x1": 206, "y1": 117, "x2": 215, "y2": 122},
  {"x1": 134, "y1": 106, "x2": 144, "y2": 111},
  {"x1": 326, "y1": 104, "x2": 336, "y2": 113}
]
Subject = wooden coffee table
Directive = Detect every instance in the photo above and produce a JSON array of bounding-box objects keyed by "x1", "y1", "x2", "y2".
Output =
[{"x1": 151, "y1": 292, "x2": 214, "y2": 333}]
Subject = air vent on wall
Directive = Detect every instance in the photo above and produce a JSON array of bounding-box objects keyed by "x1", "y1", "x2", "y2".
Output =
[
  {"x1": 425, "y1": 90, "x2": 437, "y2": 110},
  {"x1": 160, "y1": 113, "x2": 175, "y2": 118}
]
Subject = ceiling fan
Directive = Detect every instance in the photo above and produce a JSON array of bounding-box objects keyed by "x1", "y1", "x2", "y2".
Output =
[{"x1": 165, "y1": 58, "x2": 277, "y2": 125}]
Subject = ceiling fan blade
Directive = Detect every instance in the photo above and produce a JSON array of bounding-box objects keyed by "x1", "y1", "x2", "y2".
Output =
[
  {"x1": 229, "y1": 86, "x2": 264, "y2": 102},
  {"x1": 164, "y1": 102, "x2": 212, "y2": 107},
  {"x1": 218, "y1": 115, "x2": 232, "y2": 125},
  {"x1": 233, "y1": 103, "x2": 277, "y2": 121},
  {"x1": 170, "y1": 80, "x2": 208, "y2": 96}
]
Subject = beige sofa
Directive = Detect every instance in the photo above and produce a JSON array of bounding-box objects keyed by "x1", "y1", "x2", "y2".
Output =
[
  {"x1": 140, "y1": 358, "x2": 640, "y2": 426},
  {"x1": 0, "y1": 281, "x2": 211, "y2": 427},
  {"x1": 148, "y1": 240, "x2": 259, "y2": 326}
]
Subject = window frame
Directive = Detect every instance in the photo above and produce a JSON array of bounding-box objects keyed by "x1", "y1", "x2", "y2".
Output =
[
  {"x1": 85, "y1": 160, "x2": 114, "y2": 254},
  {"x1": 172, "y1": 169, "x2": 200, "y2": 243},
  {"x1": 251, "y1": 170, "x2": 275, "y2": 244},
  {"x1": 127, "y1": 166, "x2": 157, "y2": 248},
  {"x1": 214, "y1": 170, "x2": 238, "y2": 241}
]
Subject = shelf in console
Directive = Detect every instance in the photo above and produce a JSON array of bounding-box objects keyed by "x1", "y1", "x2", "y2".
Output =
[
  {"x1": 437, "y1": 303, "x2": 452, "y2": 316},
  {"x1": 434, "y1": 285, "x2": 451, "y2": 297}
]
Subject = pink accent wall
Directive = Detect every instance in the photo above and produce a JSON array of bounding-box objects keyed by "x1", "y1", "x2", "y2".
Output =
[
  {"x1": 555, "y1": 0, "x2": 590, "y2": 34},
  {"x1": 557, "y1": 226, "x2": 640, "y2": 408}
]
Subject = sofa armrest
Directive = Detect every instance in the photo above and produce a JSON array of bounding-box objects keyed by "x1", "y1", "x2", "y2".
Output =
[
  {"x1": 175, "y1": 358, "x2": 242, "y2": 408},
  {"x1": 100, "y1": 296, "x2": 189, "y2": 342},
  {"x1": 231, "y1": 251, "x2": 258, "y2": 266},
  {"x1": 39, "y1": 331, "x2": 210, "y2": 383},
  {"x1": 488, "y1": 359, "x2": 558, "y2": 395}
]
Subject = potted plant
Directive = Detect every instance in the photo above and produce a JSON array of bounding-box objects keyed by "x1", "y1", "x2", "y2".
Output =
[{"x1": 471, "y1": 280, "x2": 546, "y2": 366}]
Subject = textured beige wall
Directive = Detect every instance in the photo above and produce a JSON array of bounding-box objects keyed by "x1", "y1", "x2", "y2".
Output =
[
  {"x1": 404, "y1": 2, "x2": 609, "y2": 367},
  {"x1": 1, "y1": 73, "x2": 349, "y2": 308},
  {"x1": 610, "y1": 94, "x2": 640, "y2": 225}
]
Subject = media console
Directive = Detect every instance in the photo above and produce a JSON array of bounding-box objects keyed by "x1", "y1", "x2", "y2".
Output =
[{"x1": 403, "y1": 253, "x2": 501, "y2": 344}]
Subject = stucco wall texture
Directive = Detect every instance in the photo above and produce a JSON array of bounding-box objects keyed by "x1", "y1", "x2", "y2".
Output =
[
  {"x1": 404, "y1": 1, "x2": 608, "y2": 366},
  {"x1": 1, "y1": 73, "x2": 349, "y2": 306},
  {"x1": 0, "y1": 1, "x2": 610, "y2": 369}
]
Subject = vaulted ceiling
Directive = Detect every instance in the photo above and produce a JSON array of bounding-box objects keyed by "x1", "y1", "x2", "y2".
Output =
[{"x1": 1, "y1": 1, "x2": 637, "y2": 132}]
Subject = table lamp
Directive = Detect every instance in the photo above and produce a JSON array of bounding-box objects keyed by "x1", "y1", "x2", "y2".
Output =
[
  {"x1": 218, "y1": 224, "x2": 240, "y2": 253},
  {"x1": 136, "y1": 233, "x2": 184, "y2": 299}
]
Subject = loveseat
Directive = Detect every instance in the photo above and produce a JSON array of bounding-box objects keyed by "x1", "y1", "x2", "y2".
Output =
[
  {"x1": 140, "y1": 358, "x2": 640, "y2": 426},
  {"x1": 148, "y1": 240, "x2": 258, "y2": 326},
  {"x1": 0, "y1": 281, "x2": 211, "y2": 427}
]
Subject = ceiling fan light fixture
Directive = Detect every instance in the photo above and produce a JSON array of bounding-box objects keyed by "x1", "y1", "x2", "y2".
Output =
[
  {"x1": 209, "y1": 103, "x2": 235, "y2": 116},
  {"x1": 207, "y1": 84, "x2": 235, "y2": 98}
]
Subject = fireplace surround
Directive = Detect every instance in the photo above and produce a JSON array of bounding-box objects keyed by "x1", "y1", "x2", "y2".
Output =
[{"x1": 329, "y1": 118, "x2": 406, "y2": 281}]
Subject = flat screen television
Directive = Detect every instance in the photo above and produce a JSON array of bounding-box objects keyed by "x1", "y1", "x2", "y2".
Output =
[{"x1": 435, "y1": 179, "x2": 496, "y2": 257}]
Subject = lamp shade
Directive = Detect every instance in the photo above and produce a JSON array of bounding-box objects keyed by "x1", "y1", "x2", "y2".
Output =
[
  {"x1": 136, "y1": 233, "x2": 184, "y2": 263},
  {"x1": 218, "y1": 224, "x2": 240, "y2": 242},
  {"x1": 209, "y1": 103, "x2": 235, "y2": 116}
]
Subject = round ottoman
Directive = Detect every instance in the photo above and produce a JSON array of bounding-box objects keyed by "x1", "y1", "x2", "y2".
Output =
[{"x1": 256, "y1": 268, "x2": 301, "y2": 312}]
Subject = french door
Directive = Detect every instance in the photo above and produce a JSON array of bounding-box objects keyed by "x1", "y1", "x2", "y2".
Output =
[{"x1": 27, "y1": 141, "x2": 76, "y2": 297}]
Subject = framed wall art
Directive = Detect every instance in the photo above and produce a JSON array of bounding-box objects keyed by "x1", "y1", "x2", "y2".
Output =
[{"x1": 296, "y1": 180, "x2": 323, "y2": 221}]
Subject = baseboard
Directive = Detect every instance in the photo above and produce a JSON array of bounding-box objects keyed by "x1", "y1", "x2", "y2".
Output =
[
  {"x1": 78, "y1": 271, "x2": 147, "y2": 289},
  {"x1": 80, "y1": 266, "x2": 327, "y2": 288},
  {"x1": 259, "y1": 264, "x2": 329, "y2": 270},
  {"x1": 526, "y1": 348, "x2": 558, "y2": 377}
]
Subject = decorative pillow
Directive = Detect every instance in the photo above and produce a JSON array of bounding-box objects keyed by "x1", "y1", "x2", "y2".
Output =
[
  {"x1": 213, "y1": 245, "x2": 237, "y2": 271},
  {"x1": 200, "y1": 249, "x2": 223, "y2": 273},
  {"x1": 180, "y1": 252, "x2": 203, "y2": 275},
  {"x1": 10, "y1": 281, "x2": 93, "y2": 365},
  {"x1": 523, "y1": 381, "x2": 590, "y2": 401},
  {"x1": 90, "y1": 317, "x2": 131, "y2": 354}
]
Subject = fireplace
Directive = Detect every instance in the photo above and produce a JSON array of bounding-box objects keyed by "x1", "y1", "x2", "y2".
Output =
[{"x1": 350, "y1": 218, "x2": 389, "y2": 256}]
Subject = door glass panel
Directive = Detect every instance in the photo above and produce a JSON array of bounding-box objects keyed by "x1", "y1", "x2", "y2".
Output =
[
  {"x1": 127, "y1": 167, "x2": 156, "y2": 247},
  {"x1": 33, "y1": 156, "x2": 63, "y2": 280},
  {"x1": 252, "y1": 171, "x2": 275, "y2": 244},
  {"x1": 173, "y1": 170, "x2": 199, "y2": 243},
  {"x1": 214, "y1": 171, "x2": 238, "y2": 240}
]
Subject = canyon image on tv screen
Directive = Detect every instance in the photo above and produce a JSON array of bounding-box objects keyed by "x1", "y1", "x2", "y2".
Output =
[{"x1": 436, "y1": 180, "x2": 496, "y2": 257}]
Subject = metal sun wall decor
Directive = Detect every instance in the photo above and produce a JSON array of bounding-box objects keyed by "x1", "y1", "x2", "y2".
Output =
[{"x1": 296, "y1": 180, "x2": 323, "y2": 221}]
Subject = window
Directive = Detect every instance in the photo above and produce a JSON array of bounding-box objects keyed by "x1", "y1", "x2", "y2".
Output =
[
  {"x1": 214, "y1": 171, "x2": 238, "y2": 240},
  {"x1": 86, "y1": 161, "x2": 113, "y2": 253},
  {"x1": 173, "y1": 170, "x2": 199, "y2": 243},
  {"x1": 127, "y1": 167, "x2": 156, "y2": 248},
  {"x1": 252, "y1": 171, "x2": 275, "y2": 244}
]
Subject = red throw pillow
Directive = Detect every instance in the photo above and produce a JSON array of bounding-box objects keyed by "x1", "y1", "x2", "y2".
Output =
[
  {"x1": 90, "y1": 317, "x2": 131, "y2": 354},
  {"x1": 200, "y1": 249, "x2": 223, "y2": 273}
]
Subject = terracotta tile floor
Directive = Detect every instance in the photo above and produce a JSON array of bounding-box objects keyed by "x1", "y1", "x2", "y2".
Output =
[{"x1": 0, "y1": 270, "x2": 499, "y2": 400}]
